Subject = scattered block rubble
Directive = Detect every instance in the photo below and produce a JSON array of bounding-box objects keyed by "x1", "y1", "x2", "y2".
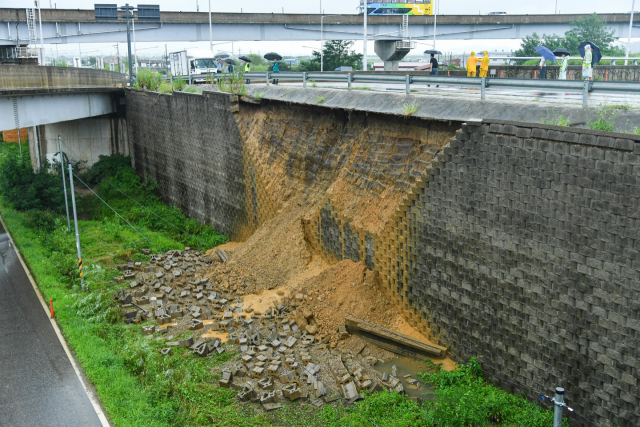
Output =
[{"x1": 114, "y1": 248, "x2": 440, "y2": 411}]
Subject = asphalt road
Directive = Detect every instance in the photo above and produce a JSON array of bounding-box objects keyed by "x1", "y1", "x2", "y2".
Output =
[{"x1": 0, "y1": 222, "x2": 103, "y2": 427}]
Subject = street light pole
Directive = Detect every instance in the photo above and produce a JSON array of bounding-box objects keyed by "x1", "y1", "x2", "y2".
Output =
[
  {"x1": 208, "y1": 0, "x2": 213, "y2": 53},
  {"x1": 626, "y1": 0, "x2": 636, "y2": 65},
  {"x1": 36, "y1": 0, "x2": 45, "y2": 64},
  {"x1": 363, "y1": 1, "x2": 368, "y2": 71},
  {"x1": 433, "y1": 0, "x2": 437, "y2": 50},
  {"x1": 321, "y1": 15, "x2": 324, "y2": 71},
  {"x1": 124, "y1": 4, "x2": 133, "y2": 81}
]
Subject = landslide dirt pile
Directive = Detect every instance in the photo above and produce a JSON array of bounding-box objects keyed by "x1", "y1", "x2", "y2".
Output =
[{"x1": 204, "y1": 102, "x2": 457, "y2": 350}]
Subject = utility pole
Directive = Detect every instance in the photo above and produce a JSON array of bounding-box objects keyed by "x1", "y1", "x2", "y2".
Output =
[
  {"x1": 132, "y1": 17, "x2": 137, "y2": 73},
  {"x1": 552, "y1": 387, "x2": 566, "y2": 427},
  {"x1": 626, "y1": 0, "x2": 636, "y2": 65},
  {"x1": 68, "y1": 163, "x2": 85, "y2": 290},
  {"x1": 116, "y1": 43, "x2": 121, "y2": 73},
  {"x1": 58, "y1": 136, "x2": 71, "y2": 232},
  {"x1": 363, "y1": 0, "x2": 368, "y2": 71}
]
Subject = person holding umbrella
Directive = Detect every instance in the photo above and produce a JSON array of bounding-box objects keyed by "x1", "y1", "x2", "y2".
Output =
[
  {"x1": 554, "y1": 48, "x2": 570, "y2": 80},
  {"x1": 582, "y1": 44, "x2": 593, "y2": 81},
  {"x1": 559, "y1": 53, "x2": 568, "y2": 80},
  {"x1": 239, "y1": 55, "x2": 252, "y2": 84},
  {"x1": 264, "y1": 53, "x2": 282, "y2": 85},
  {"x1": 534, "y1": 46, "x2": 556, "y2": 80},
  {"x1": 216, "y1": 58, "x2": 223, "y2": 74}
]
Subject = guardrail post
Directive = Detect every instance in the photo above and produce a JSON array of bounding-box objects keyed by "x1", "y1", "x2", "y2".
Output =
[
  {"x1": 481, "y1": 77, "x2": 486, "y2": 100},
  {"x1": 348, "y1": 73, "x2": 352, "y2": 90},
  {"x1": 266, "y1": 71, "x2": 270, "y2": 85},
  {"x1": 303, "y1": 72, "x2": 307, "y2": 88},
  {"x1": 170, "y1": 73, "x2": 173, "y2": 86},
  {"x1": 405, "y1": 75, "x2": 411, "y2": 94},
  {"x1": 582, "y1": 81, "x2": 591, "y2": 107},
  {"x1": 188, "y1": 74, "x2": 192, "y2": 85}
]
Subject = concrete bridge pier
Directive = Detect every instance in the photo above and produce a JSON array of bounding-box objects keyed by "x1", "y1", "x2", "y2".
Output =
[
  {"x1": 27, "y1": 116, "x2": 128, "y2": 170},
  {"x1": 374, "y1": 40, "x2": 412, "y2": 71}
]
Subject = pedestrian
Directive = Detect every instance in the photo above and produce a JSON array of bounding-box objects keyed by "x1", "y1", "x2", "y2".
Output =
[
  {"x1": 244, "y1": 61, "x2": 251, "y2": 84},
  {"x1": 429, "y1": 53, "x2": 438, "y2": 75},
  {"x1": 216, "y1": 58, "x2": 223, "y2": 74},
  {"x1": 558, "y1": 53, "x2": 568, "y2": 80},
  {"x1": 272, "y1": 58, "x2": 280, "y2": 85},
  {"x1": 539, "y1": 56, "x2": 547, "y2": 79},
  {"x1": 228, "y1": 62, "x2": 234, "y2": 75},
  {"x1": 479, "y1": 51, "x2": 490, "y2": 78},
  {"x1": 583, "y1": 44, "x2": 593, "y2": 81},
  {"x1": 466, "y1": 51, "x2": 479, "y2": 77}
]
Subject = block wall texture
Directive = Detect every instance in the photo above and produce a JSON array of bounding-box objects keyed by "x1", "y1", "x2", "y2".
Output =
[
  {"x1": 381, "y1": 120, "x2": 640, "y2": 427},
  {"x1": 126, "y1": 90, "x2": 250, "y2": 239},
  {"x1": 126, "y1": 89, "x2": 639, "y2": 425}
]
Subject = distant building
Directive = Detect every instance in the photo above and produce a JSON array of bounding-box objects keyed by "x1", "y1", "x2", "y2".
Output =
[
  {"x1": 138, "y1": 59, "x2": 164, "y2": 68},
  {"x1": 284, "y1": 58, "x2": 299, "y2": 65}
]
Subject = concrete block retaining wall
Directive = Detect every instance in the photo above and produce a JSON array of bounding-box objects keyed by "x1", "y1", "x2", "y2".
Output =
[
  {"x1": 126, "y1": 90, "x2": 250, "y2": 239},
  {"x1": 126, "y1": 89, "x2": 640, "y2": 426},
  {"x1": 385, "y1": 120, "x2": 640, "y2": 426}
]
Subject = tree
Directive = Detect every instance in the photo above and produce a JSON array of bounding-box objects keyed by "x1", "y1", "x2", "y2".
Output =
[
  {"x1": 515, "y1": 13, "x2": 625, "y2": 63},
  {"x1": 300, "y1": 40, "x2": 362, "y2": 72},
  {"x1": 246, "y1": 54, "x2": 267, "y2": 67},
  {"x1": 564, "y1": 13, "x2": 624, "y2": 55},
  {"x1": 514, "y1": 33, "x2": 566, "y2": 58}
]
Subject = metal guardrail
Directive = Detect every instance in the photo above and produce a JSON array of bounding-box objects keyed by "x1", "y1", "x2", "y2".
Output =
[
  {"x1": 168, "y1": 71, "x2": 640, "y2": 107},
  {"x1": 489, "y1": 56, "x2": 640, "y2": 66}
]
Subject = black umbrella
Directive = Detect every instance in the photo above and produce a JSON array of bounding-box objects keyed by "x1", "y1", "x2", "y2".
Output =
[
  {"x1": 264, "y1": 52, "x2": 283, "y2": 61},
  {"x1": 424, "y1": 50, "x2": 443, "y2": 55},
  {"x1": 553, "y1": 48, "x2": 570, "y2": 56},
  {"x1": 225, "y1": 58, "x2": 236, "y2": 65},
  {"x1": 578, "y1": 42, "x2": 602, "y2": 64},
  {"x1": 238, "y1": 55, "x2": 252, "y2": 63},
  {"x1": 214, "y1": 52, "x2": 230, "y2": 59}
]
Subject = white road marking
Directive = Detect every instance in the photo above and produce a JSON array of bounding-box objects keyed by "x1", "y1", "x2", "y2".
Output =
[{"x1": 0, "y1": 216, "x2": 111, "y2": 427}]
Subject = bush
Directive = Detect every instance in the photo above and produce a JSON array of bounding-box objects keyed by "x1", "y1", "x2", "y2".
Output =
[
  {"x1": 588, "y1": 110, "x2": 616, "y2": 132},
  {"x1": 172, "y1": 77, "x2": 187, "y2": 91},
  {"x1": 136, "y1": 68, "x2": 163, "y2": 91},
  {"x1": 83, "y1": 154, "x2": 132, "y2": 185},
  {"x1": 157, "y1": 82, "x2": 173, "y2": 93},
  {"x1": 0, "y1": 146, "x2": 65, "y2": 212}
]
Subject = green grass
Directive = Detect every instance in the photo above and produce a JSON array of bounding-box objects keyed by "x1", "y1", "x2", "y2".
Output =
[
  {"x1": 254, "y1": 93, "x2": 265, "y2": 99},
  {"x1": 401, "y1": 102, "x2": 419, "y2": 117},
  {"x1": 543, "y1": 115, "x2": 571, "y2": 127},
  {"x1": 316, "y1": 96, "x2": 326, "y2": 104},
  {"x1": 588, "y1": 110, "x2": 616, "y2": 132},
  {"x1": 0, "y1": 145, "x2": 569, "y2": 427}
]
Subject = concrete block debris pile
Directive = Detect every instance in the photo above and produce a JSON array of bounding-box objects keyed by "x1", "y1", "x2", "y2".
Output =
[{"x1": 115, "y1": 247, "x2": 419, "y2": 410}]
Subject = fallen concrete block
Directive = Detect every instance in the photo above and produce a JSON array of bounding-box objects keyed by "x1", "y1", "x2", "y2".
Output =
[
  {"x1": 219, "y1": 370, "x2": 232, "y2": 388},
  {"x1": 159, "y1": 348, "x2": 172, "y2": 356},
  {"x1": 189, "y1": 320, "x2": 203, "y2": 331},
  {"x1": 179, "y1": 337, "x2": 194, "y2": 347},
  {"x1": 142, "y1": 325, "x2": 156, "y2": 335}
]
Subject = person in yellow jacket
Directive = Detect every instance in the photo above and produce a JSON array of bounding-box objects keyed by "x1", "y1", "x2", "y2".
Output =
[
  {"x1": 479, "y1": 51, "x2": 490, "y2": 77},
  {"x1": 466, "y1": 52, "x2": 479, "y2": 77}
]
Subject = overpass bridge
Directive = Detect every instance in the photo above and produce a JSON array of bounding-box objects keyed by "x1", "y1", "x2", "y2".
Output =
[
  {"x1": 0, "y1": 9, "x2": 639, "y2": 44},
  {"x1": 0, "y1": 66, "x2": 126, "y2": 168}
]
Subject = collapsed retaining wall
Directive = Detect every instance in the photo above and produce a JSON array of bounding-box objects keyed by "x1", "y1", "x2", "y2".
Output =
[{"x1": 126, "y1": 89, "x2": 640, "y2": 426}]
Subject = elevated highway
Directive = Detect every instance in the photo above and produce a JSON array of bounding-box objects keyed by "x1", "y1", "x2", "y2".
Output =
[{"x1": 0, "y1": 8, "x2": 638, "y2": 43}]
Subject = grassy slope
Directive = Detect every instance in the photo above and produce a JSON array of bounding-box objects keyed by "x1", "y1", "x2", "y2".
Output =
[{"x1": 0, "y1": 147, "x2": 567, "y2": 427}]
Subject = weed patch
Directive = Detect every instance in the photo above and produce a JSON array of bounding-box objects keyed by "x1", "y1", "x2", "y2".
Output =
[
  {"x1": 316, "y1": 96, "x2": 326, "y2": 104},
  {"x1": 401, "y1": 102, "x2": 419, "y2": 117}
]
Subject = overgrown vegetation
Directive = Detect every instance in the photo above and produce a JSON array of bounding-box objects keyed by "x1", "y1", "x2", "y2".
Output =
[
  {"x1": 543, "y1": 115, "x2": 571, "y2": 127},
  {"x1": 254, "y1": 92, "x2": 265, "y2": 99},
  {"x1": 0, "y1": 144, "x2": 568, "y2": 427},
  {"x1": 316, "y1": 96, "x2": 326, "y2": 104},
  {"x1": 300, "y1": 40, "x2": 363, "y2": 72},
  {"x1": 588, "y1": 110, "x2": 616, "y2": 132},
  {"x1": 217, "y1": 71, "x2": 247, "y2": 95},
  {"x1": 402, "y1": 102, "x2": 419, "y2": 117}
]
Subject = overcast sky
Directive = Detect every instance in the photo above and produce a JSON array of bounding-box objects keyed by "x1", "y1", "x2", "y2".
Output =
[{"x1": 11, "y1": 0, "x2": 639, "y2": 58}]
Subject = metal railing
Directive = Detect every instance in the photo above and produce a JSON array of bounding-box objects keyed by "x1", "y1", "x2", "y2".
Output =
[
  {"x1": 166, "y1": 71, "x2": 640, "y2": 107},
  {"x1": 489, "y1": 56, "x2": 640, "y2": 66}
]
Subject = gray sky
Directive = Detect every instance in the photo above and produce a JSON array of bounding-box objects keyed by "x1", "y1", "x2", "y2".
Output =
[{"x1": 12, "y1": 0, "x2": 638, "y2": 58}]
